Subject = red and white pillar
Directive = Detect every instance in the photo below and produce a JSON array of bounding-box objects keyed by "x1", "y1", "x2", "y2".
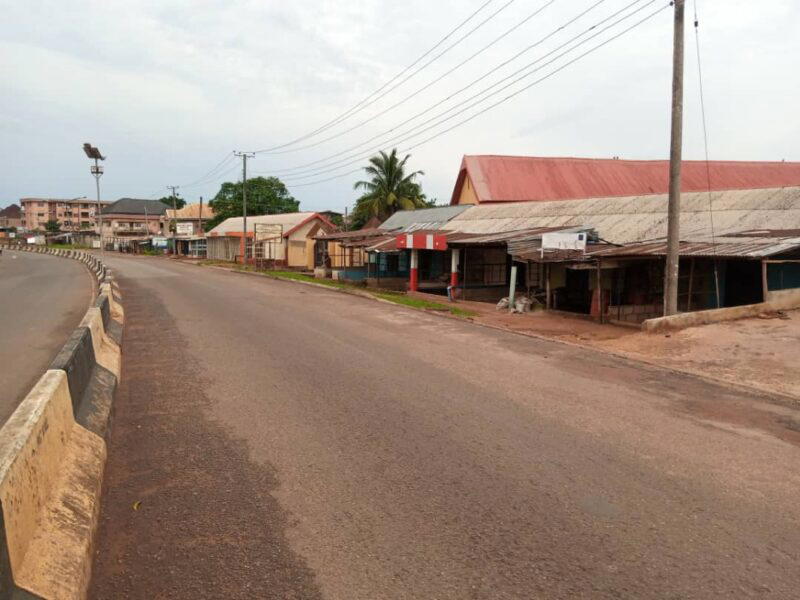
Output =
[
  {"x1": 409, "y1": 248, "x2": 419, "y2": 292},
  {"x1": 450, "y1": 248, "x2": 460, "y2": 288}
]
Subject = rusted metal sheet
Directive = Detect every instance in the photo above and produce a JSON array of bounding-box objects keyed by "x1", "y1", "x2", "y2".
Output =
[
  {"x1": 586, "y1": 237, "x2": 800, "y2": 259},
  {"x1": 446, "y1": 187, "x2": 800, "y2": 245},
  {"x1": 450, "y1": 155, "x2": 800, "y2": 204}
]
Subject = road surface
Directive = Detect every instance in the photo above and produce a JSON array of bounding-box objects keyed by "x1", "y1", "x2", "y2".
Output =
[
  {"x1": 0, "y1": 249, "x2": 92, "y2": 423},
  {"x1": 91, "y1": 255, "x2": 800, "y2": 599}
]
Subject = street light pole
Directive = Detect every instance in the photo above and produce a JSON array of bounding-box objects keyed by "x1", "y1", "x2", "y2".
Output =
[
  {"x1": 94, "y1": 158, "x2": 102, "y2": 249},
  {"x1": 83, "y1": 143, "x2": 105, "y2": 253},
  {"x1": 664, "y1": 0, "x2": 686, "y2": 316}
]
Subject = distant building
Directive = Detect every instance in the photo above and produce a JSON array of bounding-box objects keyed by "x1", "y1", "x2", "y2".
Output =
[
  {"x1": 207, "y1": 212, "x2": 336, "y2": 268},
  {"x1": 0, "y1": 204, "x2": 22, "y2": 229},
  {"x1": 165, "y1": 203, "x2": 217, "y2": 258},
  {"x1": 100, "y1": 198, "x2": 168, "y2": 249},
  {"x1": 20, "y1": 198, "x2": 112, "y2": 232},
  {"x1": 165, "y1": 203, "x2": 217, "y2": 238}
]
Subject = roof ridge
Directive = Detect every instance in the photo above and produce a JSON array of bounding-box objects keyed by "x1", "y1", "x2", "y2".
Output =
[{"x1": 461, "y1": 155, "x2": 800, "y2": 165}]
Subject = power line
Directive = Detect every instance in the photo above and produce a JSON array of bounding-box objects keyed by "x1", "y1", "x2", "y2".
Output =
[
  {"x1": 253, "y1": 0, "x2": 501, "y2": 153},
  {"x1": 285, "y1": 2, "x2": 670, "y2": 188},
  {"x1": 260, "y1": 0, "x2": 644, "y2": 179},
  {"x1": 179, "y1": 152, "x2": 237, "y2": 189},
  {"x1": 258, "y1": 0, "x2": 564, "y2": 157},
  {"x1": 692, "y1": 0, "x2": 720, "y2": 307},
  {"x1": 279, "y1": 0, "x2": 664, "y2": 183}
]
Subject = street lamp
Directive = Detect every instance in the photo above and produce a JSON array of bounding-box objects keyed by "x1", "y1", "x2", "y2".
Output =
[{"x1": 83, "y1": 143, "x2": 105, "y2": 251}]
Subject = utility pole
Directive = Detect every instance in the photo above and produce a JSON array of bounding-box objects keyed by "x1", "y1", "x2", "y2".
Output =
[
  {"x1": 664, "y1": 0, "x2": 685, "y2": 316},
  {"x1": 234, "y1": 152, "x2": 255, "y2": 264},
  {"x1": 167, "y1": 185, "x2": 179, "y2": 255}
]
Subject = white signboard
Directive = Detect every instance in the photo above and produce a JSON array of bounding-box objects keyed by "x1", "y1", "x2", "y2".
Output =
[
  {"x1": 254, "y1": 223, "x2": 283, "y2": 241},
  {"x1": 92, "y1": 240, "x2": 101, "y2": 249},
  {"x1": 27, "y1": 237, "x2": 37, "y2": 244},
  {"x1": 8, "y1": 232, "x2": 15, "y2": 238},
  {"x1": 176, "y1": 222, "x2": 194, "y2": 236},
  {"x1": 542, "y1": 232, "x2": 587, "y2": 251}
]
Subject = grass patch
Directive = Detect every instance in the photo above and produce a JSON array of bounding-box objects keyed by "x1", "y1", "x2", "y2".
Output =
[
  {"x1": 373, "y1": 292, "x2": 477, "y2": 318},
  {"x1": 265, "y1": 270, "x2": 350, "y2": 289},
  {"x1": 197, "y1": 260, "x2": 477, "y2": 318}
]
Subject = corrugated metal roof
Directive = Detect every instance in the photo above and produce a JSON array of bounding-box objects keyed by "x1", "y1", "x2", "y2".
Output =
[
  {"x1": 316, "y1": 228, "x2": 384, "y2": 240},
  {"x1": 208, "y1": 212, "x2": 320, "y2": 236},
  {"x1": 447, "y1": 226, "x2": 588, "y2": 246},
  {"x1": 102, "y1": 198, "x2": 168, "y2": 216},
  {"x1": 451, "y1": 155, "x2": 800, "y2": 204},
  {"x1": 586, "y1": 237, "x2": 800, "y2": 259},
  {"x1": 166, "y1": 203, "x2": 216, "y2": 219},
  {"x1": 446, "y1": 187, "x2": 800, "y2": 244},
  {"x1": 378, "y1": 205, "x2": 469, "y2": 231}
]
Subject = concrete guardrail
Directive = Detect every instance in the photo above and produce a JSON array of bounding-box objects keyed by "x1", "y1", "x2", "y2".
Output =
[{"x1": 0, "y1": 246, "x2": 123, "y2": 598}]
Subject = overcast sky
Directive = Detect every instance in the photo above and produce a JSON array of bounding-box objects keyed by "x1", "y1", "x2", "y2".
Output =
[{"x1": 1, "y1": 0, "x2": 798, "y2": 211}]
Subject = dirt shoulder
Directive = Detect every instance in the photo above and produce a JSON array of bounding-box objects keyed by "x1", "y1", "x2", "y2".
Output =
[{"x1": 445, "y1": 296, "x2": 800, "y2": 402}]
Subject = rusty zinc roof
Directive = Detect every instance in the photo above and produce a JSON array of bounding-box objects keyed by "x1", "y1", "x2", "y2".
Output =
[
  {"x1": 166, "y1": 203, "x2": 216, "y2": 220},
  {"x1": 586, "y1": 237, "x2": 800, "y2": 259},
  {"x1": 451, "y1": 156, "x2": 800, "y2": 204},
  {"x1": 445, "y1": 186, "x2": 800, "y2": 244}
]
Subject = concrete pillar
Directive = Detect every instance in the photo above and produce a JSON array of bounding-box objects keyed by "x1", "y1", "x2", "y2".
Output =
[
  {"x1": 508, "y1": 264, "x2": 518, "y2": 313},
  {"x1": 409, "y1": 249, "x2": 419, "y2": 292},
  {"x1": 450, "y1": 248, "x2": 460, "y2": 288}
]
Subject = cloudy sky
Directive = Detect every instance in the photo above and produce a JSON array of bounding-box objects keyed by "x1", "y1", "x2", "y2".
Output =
[{"x1": 1, "y1": 0, "x2": 798, "y2": 211}]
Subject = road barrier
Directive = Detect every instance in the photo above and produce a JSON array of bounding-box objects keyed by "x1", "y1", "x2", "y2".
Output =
[
  {"x1": 0, "y1": 246, "x2": 122, "y2": 598},
  {"x1": 643, "y1": 289, "x2": 800, "y2": 333}
]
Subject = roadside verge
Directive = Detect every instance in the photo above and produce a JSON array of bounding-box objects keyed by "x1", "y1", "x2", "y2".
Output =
[{"x1": 0, "y1": 247, "x2": 123, "y2": 599}]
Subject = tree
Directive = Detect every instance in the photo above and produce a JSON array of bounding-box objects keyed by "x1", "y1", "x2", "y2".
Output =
[
  {"x1": 159, "y1": 195, "x2": 186, "y2": 210},
  {"x1": 44, "y1": 219, "x2": 61, "y2": 233},
  {"x1": 206, "y1": 176, "x2": 299, "y2": 230},
  {"x1": 350, "y1": 149, "x2": 428, "y2": 229}
]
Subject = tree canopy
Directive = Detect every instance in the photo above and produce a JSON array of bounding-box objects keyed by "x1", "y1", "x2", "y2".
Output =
[
  {"x1": 350, "y1": 149, "x2": 431, "y2": 229},
  {"x1": 44, "y1": 219, "x2": 61, "y2": 233},
  {"x1": 159, "y1": 195, "x2": 187, "y2": 210},
  {"x1": 206, "y1": 176, "x2": 299, "y2": 230}
]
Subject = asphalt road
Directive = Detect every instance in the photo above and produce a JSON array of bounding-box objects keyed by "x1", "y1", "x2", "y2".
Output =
[
  {"x1": 0, "y1": 249, "x2": 92, "y2": 423},
  {"x1": 91, "y1": 256, "x2": 800, "y2": 599}
]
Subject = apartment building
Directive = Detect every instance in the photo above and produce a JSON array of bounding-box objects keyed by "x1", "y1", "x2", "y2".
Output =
[{"x1": 20, "y1": 197, "x2": 112, "y2": 232}]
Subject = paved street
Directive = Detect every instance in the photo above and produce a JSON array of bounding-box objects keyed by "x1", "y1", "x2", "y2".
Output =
[
  {"x1": 0, "y1": 249, "x2": 92, "y2": 423},
  {"x1": 91, "y1": 256, "x2": 800, "y2": 599}
]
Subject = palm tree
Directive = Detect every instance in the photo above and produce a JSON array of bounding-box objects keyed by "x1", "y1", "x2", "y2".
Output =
[{"x1": 353, "y1": 149, "x2": 427, "y2": 222}]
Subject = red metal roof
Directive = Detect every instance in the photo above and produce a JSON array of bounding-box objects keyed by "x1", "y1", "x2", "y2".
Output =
[{"x1": 450, "y1": 155, "x2": 800, "y2": 204}]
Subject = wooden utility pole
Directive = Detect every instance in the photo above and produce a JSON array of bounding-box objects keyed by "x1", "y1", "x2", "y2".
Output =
[
  {"x1": 664, "y1": 0, "x2": 685, "y2": 316},
  {"x1": 167, "y1": 185, "x2": 179, "y2": 255}
]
